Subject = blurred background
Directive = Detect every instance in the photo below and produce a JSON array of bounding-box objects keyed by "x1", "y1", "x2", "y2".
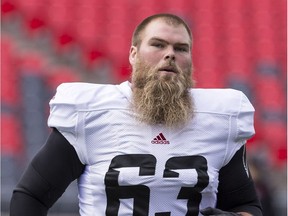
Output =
[{"x1": 1, "y1": 0, "x2": 287, "y2": 215}]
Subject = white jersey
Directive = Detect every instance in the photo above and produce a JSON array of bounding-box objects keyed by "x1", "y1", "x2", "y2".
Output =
[{"x1": 48, "y1": 81, "x2": 255, "y2": 216}]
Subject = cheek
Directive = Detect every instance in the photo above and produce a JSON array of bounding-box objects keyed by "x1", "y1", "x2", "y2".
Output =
[
  {"x1": 179, "y1": 58, "x2": 192, "y2": 72},
  {"x1": 139, "y1": 49, "x2": 161, "y2": 66}
]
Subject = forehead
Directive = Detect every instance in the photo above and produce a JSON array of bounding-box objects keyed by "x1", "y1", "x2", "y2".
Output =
[{"x1": 141, "y1": 19, "x2": 191, "y2": 45}]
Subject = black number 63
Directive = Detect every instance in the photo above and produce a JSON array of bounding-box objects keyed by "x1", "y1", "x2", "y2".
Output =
[{"x1": 105, "y1": 154, "x2": 209, "y2": 216}]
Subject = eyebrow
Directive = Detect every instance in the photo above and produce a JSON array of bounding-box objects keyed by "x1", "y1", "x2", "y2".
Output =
[{"x1": 149, "y1": 37, "x2": 190, "y2": 47}]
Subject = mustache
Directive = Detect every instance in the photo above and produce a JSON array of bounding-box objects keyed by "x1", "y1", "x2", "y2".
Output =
[{"x1": 157, "y1": 61, "x2": 179, "y2": 74}]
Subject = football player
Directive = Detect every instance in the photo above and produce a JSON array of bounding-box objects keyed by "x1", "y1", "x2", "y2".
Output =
[{"x1": 10, "y1": 13, "x2": 262, "y2": 216}]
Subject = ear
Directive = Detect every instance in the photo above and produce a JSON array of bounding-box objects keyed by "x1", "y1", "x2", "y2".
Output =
[{"x1": 129, "y1": 46, "x2": 137, "y2": 65}]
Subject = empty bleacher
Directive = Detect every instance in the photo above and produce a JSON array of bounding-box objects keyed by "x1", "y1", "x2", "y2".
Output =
[{"x1": 1, "y1": 0, "x2": 286, "y2": 214}]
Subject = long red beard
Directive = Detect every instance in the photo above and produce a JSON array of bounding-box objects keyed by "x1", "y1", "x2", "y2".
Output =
[{"x1": 131, "y1": 59, "x2": 194, "y2": 128}]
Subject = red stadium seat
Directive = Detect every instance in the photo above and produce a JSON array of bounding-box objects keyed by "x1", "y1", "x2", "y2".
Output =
[
  {"x1": 261, "y1": 121, "x2": 287, "y2": 165},
  {"x1": 1, "y1": 36, "x2": 21, "y2": 105},
  {"x1": 254, "y1": 76, "x2": 286, "y2": 111},
  {"x1": 18, "y1": 52, "x2": 47, "y2": 75},
  {"x1": 1, "y1": 114, "x2": 23, "y2": 156},
  {"x1": 250, "y1": 0, "x2": 277, "y2": 61},
  {"x1": 71, "y1": 2, "x2": 110, "y2": 65},
  {"x1": 45, "y1": 0, "x2": 75, "y2": 51},
  {"x1": 10, "y1": 0, "x2": 46, "y2": 37},
  {"x1": 1, "y1": 0, "x2": 17, "y2": 18},
  {"x1": 46, "y1": 66, "x2": 80, "y2": 90}
]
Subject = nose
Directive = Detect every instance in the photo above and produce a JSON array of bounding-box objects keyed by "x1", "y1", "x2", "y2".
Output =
[{"x1": 164, "y1": 47, "x2": 175, "y2": 61}]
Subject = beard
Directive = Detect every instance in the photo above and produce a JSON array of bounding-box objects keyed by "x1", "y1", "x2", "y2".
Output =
[{"x1": 131, "y1": 58, "x2": 194, "y2": 129}]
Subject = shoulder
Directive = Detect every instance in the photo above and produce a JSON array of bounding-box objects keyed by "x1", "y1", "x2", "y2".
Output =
[
  {"x1": 50, "y1": 82, "x2": 126, "y2": 110},
  {"x1": 191, "y1": 88, "x2": 254, "y2": 115},
  {"x1": 52, "y1": 82, "x2": 119, "y2": 102},
  {"x1": 48, "y1": 82, "x2": 128, "y2": 153}
]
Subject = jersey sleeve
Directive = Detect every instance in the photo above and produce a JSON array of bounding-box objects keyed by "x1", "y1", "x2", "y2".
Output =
[
  {"x1": 224, "y1": 91, "x2": 255, "y2": 166},
  {"x1": 47, "y1": 83, "x2": 85, "y2": 164},
  {"x1": 236, "y1": 92, "x2": 255, "y2": 142}
]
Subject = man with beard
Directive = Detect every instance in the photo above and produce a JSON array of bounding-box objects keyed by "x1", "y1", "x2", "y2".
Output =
[{"x1": 10, "y1": 14, "x2": 262, "y2": 216}]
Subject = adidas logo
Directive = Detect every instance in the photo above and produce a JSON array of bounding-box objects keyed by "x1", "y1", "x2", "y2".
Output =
[{"x1": 151, "y1": 133, "x2": 170, "y2": 144}]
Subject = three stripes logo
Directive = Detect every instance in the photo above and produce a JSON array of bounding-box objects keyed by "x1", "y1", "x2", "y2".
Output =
[{"x1": 151, "y1": 133, "x2": 170, "y2": 144}]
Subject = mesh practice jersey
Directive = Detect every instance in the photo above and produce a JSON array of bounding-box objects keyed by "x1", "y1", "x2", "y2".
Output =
[{"x1": 48, "y1": 81, "x2": 255, "y2": 216}]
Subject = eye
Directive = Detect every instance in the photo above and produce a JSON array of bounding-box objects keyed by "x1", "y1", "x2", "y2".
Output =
[
  {"x1": 152, "y1": 43, "x2": 165, "y2": 48},
  {"x1": 175, "y1": 46, "x2": 189, "y2": 52}
]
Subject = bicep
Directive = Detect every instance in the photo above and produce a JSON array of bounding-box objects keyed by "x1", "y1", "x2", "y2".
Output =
[
  {"x1": 216, "y1": 145, "x2": 262, "y2": 215},
  {"x1": 10, "y1": 128, "x2": 85, "y2": 215}
]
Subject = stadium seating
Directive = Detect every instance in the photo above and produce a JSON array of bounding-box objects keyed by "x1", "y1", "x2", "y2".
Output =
[
  {"x1": 1, "y1": 0, "x2": 286, "y2": 213},
  {"x1": 1, "y1": 0, "x2": 286, "y2": 162},
  {"x1": 1, "y1": 36, "x2": 20, "y2": 105}
]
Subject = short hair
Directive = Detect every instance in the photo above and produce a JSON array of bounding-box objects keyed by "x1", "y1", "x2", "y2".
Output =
[{"x1": 132, "y1": 13, "x2": 192, "y2": 47}]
